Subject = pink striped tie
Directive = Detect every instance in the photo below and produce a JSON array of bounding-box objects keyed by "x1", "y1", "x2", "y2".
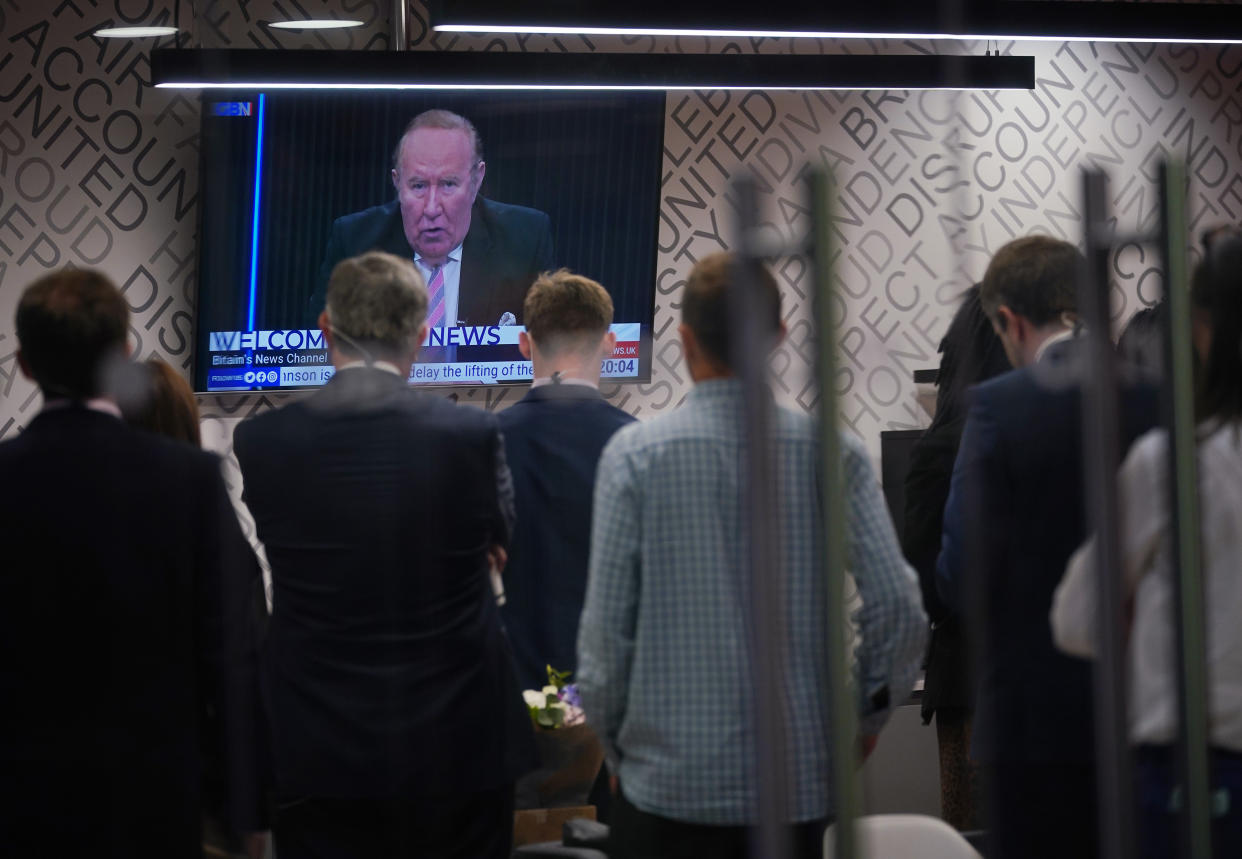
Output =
[{"x1": 425, "y1": 265, "x2": 445, "y2": 328}]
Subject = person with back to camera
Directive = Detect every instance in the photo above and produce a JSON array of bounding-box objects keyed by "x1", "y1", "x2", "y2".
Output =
[
  {"x1": 308, "y1": 109, "x2": 554, "y2": 332},
  {"x1": 1053, "y1": 226, "x2": 1242, "y2": 859},
  {"x1": 122, "y1": 357, "x2": 204, "y2": 447},
  {"x1": 235, "y1": 250, "x2": 535, "y2": 859},
  {"x1": 901, "y1": 285, "x2": 1011, "y2": 831},
  {"x1": 119, "y1": 356, "x2": 273, "y2": 858},
  {"x1": 0, "y1": 269, "x2": 267, "y2": 858},
  {"x1": 499, "y1": 268, "x2": 635, "y2": 694},
  {"x1": 497, "y1": 269, "x2": 636, "y2": 816},
  {"x1": 936, "y1": 235, "x2": 1160, "y2": 859},
  {"x1": 577, "y1": 252, "x2": 926, "y2": 859}
]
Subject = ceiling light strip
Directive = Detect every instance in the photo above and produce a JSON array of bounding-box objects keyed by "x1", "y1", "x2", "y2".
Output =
[
  {"x1": 95, "y1": 26, "x2": 179, "y2": 38},
  {"x1": 425, "y1": 0, "x2": 1242, "y2": 45},
  {"x1": 268, "y1": 20, "x2": 365, "y2": 29},
  {"x1": 156, "y1": 82, "x2": 1023, "y2": 90},
  {"x1": 432, "y1": 24, "x2": 1242, "y2": 45}
]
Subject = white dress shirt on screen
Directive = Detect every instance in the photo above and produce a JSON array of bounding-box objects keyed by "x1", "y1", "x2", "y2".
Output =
[{"x1": 415, "y1": 243, "x2": 464, "y2": 327}]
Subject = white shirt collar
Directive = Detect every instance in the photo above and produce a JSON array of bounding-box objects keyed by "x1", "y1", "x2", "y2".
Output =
[
  {"x1": 337, "y1": 360, "x2": 405, "y2": 378},
  {"x1": 414, "y1": 243, "x2": 464, "y2": 268},
  {"x1": 1034, "y1": 327, "x2": 1076, "y2": 364},
  {"x1": 531, "y1": 375, "x2": 599, "y2": 390},
  {"x1": 41, "y1": 397, "x2": 123, "y2": 418}
]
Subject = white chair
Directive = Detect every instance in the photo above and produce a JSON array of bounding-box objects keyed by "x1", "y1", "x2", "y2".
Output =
[{"x1": 824, "y1": 814, "x2": 983, "y2": 859}]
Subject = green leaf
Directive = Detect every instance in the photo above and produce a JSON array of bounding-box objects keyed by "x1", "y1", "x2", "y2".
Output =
[{"x1": 545, "y1": 664, "x2": 574, "y2": 690}]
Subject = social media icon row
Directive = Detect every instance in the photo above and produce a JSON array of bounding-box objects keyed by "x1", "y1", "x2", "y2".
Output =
[{"x1": 243, "y1": 370, "x2": 280, "y2": 385}]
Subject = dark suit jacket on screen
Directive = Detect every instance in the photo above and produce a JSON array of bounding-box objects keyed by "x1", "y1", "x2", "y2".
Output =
[
  {"x1": 0, "y1": 407, "x2": 267, "y2": 858},
  {"x1": 232, "y1": 367, "x2": 536, "y2": 801},
  {"x1": 309, "y1": 197, "x2": 554, "y2": 327},
  {"x1": 497, "y1": 384, "x2": 636, "y2": 690},
  {"x1": 936, "y1": 338, "x2": 1158, "y2": 766}
]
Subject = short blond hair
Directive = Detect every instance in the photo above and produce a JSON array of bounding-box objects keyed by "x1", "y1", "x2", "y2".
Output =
[{"x1": 522, "y1": 269, "x2": 614, "y2": 357}]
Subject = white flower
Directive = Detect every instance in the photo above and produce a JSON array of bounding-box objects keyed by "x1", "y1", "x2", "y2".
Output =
[
  {"x1": 542, "y1": 685, "x2": 559, "y2": 696},
  {"x1": 523, "y1": 690, "x2": 546, "y2": 709}
]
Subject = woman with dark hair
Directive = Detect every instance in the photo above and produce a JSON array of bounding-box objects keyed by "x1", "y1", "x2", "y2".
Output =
[
  {"x1": 1054, "y1": 227, "x2": 1242, "y2": 858},
  {"x1": 901, "y1": 285, "x2": 1011, "y2": 830},
  {"x1": 122, "y1": 358, "x2": 202, "y2": 446}
]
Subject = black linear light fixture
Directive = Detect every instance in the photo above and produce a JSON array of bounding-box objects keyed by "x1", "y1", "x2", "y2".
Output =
[
  {"x1": 429, "y1": 0, "x2": 1242, "y2": 44},
  {"x1": 150, "y1": 48, "x2": 1034, "y2": 90}
]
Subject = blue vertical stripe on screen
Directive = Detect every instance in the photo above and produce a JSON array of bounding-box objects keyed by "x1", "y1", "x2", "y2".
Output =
[{"x1": 247, "y1": 93, "x2": 267, "y2": 332}]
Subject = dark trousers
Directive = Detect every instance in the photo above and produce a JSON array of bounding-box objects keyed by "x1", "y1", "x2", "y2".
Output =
[
  {"x1": 1136, "y1": 744, "x2": 1242, "y2": 859},
  {"x1": 610, "y1": 787, "x2": 829, "y2": 859},
  {"x1": 273, "y1": 785, "x2": 515, "y2": 859},
  {"x1": 935, "y1": 707, "x2": 980, "y2": 831},
  {"x1": 982, "y1": 762, "x2": 1099, "y2": 859}
]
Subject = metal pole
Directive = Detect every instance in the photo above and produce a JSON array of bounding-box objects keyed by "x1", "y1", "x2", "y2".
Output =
[
  {"x1": 810, "y1": 167, "x2": 858, "y2": 859},
  {"x1": 391, "y1": 0, "x2": 408, "y2": 50},
  {"x1": 731, "y1": 174, "x2": 791, "y2": 859},
  {"x1": 1079, "y1": 168, "x2": 1136, "y2": 859},
  {"x1": 1158, "y1": 159, "x2": 1212, "y2": 859}
]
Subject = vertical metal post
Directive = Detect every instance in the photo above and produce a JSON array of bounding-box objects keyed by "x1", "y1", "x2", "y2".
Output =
[
  {"x1": 391, "y1": 0, "x2": 408, "y2": 50},
  {"x1": 1158, "y1": 159, "x2": 1212, "y2": 859},
  {"x1": 1079, "y1": 168, "x2": 1136, "y2": 859},
  {"x1": 810, "y1": 168, "x2": 858, "y2": 859},
  {"x1": 731, "y1": 174, "x2": 791, "y2": 859}
]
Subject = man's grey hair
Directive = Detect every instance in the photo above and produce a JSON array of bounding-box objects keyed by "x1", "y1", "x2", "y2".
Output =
[
  {"x1": 392, "y1": 109, "x2": 484, "y2": 170},
  {"x1": 325, "y1": 251, "x2": 428, "y2": 359}
]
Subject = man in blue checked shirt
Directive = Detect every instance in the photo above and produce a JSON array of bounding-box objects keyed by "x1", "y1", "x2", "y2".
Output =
[{"x1": 577, "y1": 252, "x2": 927, "y2": 859}]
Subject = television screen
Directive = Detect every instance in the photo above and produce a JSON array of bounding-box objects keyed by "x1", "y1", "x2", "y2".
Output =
[{"x1": 194, "y1": 91, "x2": 665, "y2": 392}]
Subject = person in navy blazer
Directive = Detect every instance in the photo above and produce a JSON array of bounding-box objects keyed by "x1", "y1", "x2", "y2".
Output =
[
  {"x1": 235, "y1": 251, "x2": 535, "y2": 859},
  {"x1": 0, "y1": 269, "x2": 267, "y2": 858},
  {"x1": 497, "y1": 269, "x2": 636, "y2": 692},
  {"x1": 936, "y1": 237, "x2": 1158, "y2": 859},
  {"x1": 308, "y1": 109, "x2": 553, "y2": 328}
]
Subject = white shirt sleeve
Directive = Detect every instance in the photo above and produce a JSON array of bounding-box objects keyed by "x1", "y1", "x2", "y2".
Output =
[{"x1": 1051, "y1": 430, "x2": 1167, "y2": 658}]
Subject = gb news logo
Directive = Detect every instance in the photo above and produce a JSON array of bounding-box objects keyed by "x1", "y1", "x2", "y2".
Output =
[{"x1": 243, "y1": 370, "x2": 280, "y2": 386}]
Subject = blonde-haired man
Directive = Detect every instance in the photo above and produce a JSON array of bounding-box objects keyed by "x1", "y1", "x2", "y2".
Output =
[{"x1": 236, "y1": 251, "x2": 534, "y2": 859}]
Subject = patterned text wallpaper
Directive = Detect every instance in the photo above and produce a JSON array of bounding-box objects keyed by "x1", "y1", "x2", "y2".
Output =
[{"x1": 3, "y1": 2, "x2": 1242, "y2": 530}]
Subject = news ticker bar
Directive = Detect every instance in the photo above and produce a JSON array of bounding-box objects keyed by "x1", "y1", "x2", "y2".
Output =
[
  {"x1": 208, "y1": 322, "x2": 643, "y2": 352},
  {"x1": 206, "y1": 356, "x2": 640, "y2": 391}
]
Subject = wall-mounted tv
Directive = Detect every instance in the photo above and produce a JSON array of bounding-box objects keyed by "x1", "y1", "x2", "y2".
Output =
[{"x1": 194, "y1": 91, "x2": 665, "y2": 393}]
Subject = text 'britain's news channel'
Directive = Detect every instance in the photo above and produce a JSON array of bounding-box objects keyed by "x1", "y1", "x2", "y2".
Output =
[{"x1": 203, "y1": 323, "x2": 642, "y2": 391}]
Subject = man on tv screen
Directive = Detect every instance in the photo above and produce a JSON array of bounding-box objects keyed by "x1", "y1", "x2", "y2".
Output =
[{"x1": 308, "y1": 109, "x2": 554, "y2": 331}]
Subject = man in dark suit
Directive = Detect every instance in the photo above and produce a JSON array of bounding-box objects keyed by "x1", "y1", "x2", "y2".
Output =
[
  {"x1": 308, "y1": 109, "x2": 554, "y2": 329},
  {"x1": 235, "y1": 251, "x2": 535, "y2": 858},
  {"x1": 498, "y1": 269, "x2": 635, "y2": 692},
  {"x1": 936, "y1": 236, "x2": 1158, "y2": 859},
  {"x1": 0, "y1": 270, "x2": 267, "y2": 858}
]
